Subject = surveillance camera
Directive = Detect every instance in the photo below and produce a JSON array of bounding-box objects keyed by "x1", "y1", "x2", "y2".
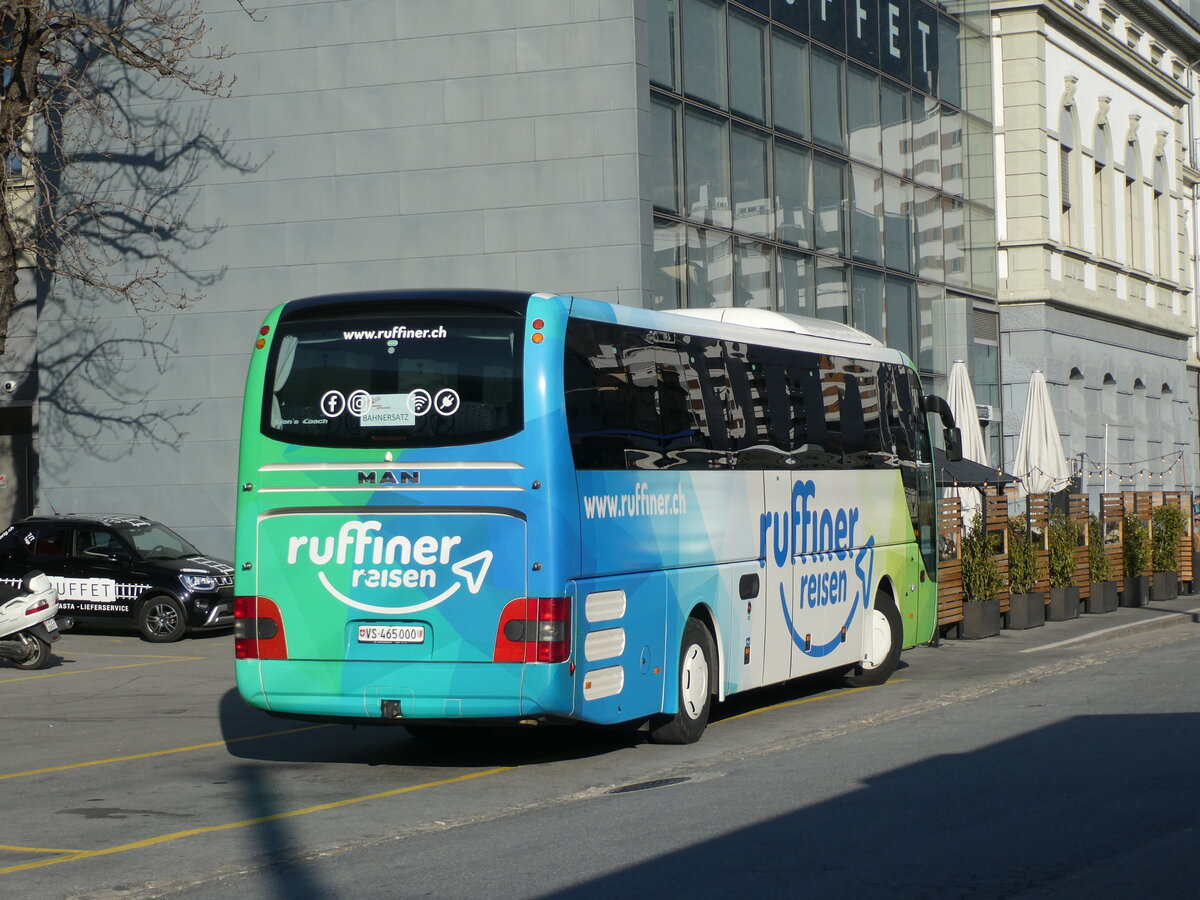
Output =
[{"x1": 2, "y1": 380, "x2": 16, "y2": 394}]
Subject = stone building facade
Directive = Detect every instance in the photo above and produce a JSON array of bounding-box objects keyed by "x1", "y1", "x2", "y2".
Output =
[{"x1": 994, "y1": 0, "x2": 1200, "y2": 497}]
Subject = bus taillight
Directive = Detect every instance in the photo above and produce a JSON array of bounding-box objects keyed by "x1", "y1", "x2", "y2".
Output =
[
  {"x1": 234, "y1": 596, "x2": 288, "y2": 660},
  {"x1": 494, "y1": 597, "x2": 571, "y2": 664}
]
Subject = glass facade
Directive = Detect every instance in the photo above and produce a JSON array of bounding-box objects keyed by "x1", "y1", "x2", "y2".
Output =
[{"x1": 650, "y1": 0, "x2": 996, "y2": 391}]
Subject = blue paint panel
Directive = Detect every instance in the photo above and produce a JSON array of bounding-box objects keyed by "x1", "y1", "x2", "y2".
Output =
[{"x1": 571, "y1": 571, "x2": 667, "y2": 724}]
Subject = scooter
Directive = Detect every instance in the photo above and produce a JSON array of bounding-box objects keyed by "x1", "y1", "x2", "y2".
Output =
[{"x1": 0, "y1": 571, "x2": 63, "y2": 670}]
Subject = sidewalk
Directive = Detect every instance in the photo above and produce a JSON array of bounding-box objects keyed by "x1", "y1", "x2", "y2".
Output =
[{"x1": 939, "y1": 592, "x2": 1200, "y2": 655}]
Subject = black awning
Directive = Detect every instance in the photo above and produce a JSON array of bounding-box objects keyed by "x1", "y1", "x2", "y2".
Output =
[{"x1": 933, "y1": 446, "x2": 1017, "y2": 488}]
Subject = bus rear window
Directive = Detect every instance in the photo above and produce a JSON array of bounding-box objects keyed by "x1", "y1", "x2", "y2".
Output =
[{"x1": 262, "y1": 306, "x2": 523, "y2": 448}]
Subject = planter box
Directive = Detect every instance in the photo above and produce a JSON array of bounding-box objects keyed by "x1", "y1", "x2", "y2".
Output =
[
  {"x1": 1048, "y1": 585, "x2": 1080, "y2": 621},
  {"x1": 959, "y1": 598, "x2": 1001, "y2": 640},
  {"x1": 1152, "y1": 571, "x2": 1178, "y2": 602},
  {"x1": 1121, "y1": 575, "x2": 1149, "y2": 608},
  {"x1": 1006, "y1": 592, "x2": 1046, "y2": 630},
  {"x1": 1085, "y1": 580, "x2": 1119, "y2": 614}
]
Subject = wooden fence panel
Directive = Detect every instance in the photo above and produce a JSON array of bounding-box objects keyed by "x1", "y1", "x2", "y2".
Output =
[
  {"x1": 1129, "y1": 491, "x2": 1154, "y2": 576},
  {"x1": 937, "y1": 497, "x2": 963, "y2": 628},
  {"x1": 1164, "y1": 492, "x2": 1193, "y2": 584},
  {"x1": 985, "y1": 491, "x2": 1010, "y2": 615},
  {"x1": 1028, "y1": 493, "x2": 1051, "y2": 596},
  {"x1": 1102, "y1": 493, "x2": 1125, "y2": 581},
  {"x1": 1068, "y1": 493, "x2": 1090, "y2": 599}
]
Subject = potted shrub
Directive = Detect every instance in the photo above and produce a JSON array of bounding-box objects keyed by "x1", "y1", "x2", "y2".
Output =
[
  {"x1": 1006, "y1": 517, "x2": 1045, "y2": 630},
  {"x1": 960, "y1": 511, "x2": 1002, "y2": 639},
  {"x1": 1086, "y1": 514, "x2": 1118, "y2": 613},
  {"x1": 1122, "y1": 514, "x2": 1151, "y2": 607},
  {"x1": 1047, "y1": 510, "x2": 1082, "y2": 621},
  {"x1": 1151, "y1": 503, "x2": 1186, "y2": 601}
]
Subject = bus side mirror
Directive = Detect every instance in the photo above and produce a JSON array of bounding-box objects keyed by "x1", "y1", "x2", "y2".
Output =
[
  {"x1": 944, "y1": 426, "x2": 963, "y2": 462},
  {"x1": 921, "y1": 393, "x2": 955, "y2": 429},
  {"x1": 921, "y1": 394, "x2": 963, "y2": 462}
]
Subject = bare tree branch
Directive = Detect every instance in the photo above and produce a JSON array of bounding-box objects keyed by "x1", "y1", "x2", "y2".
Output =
[{"x1": 0, "y1": 0, "x2": 251, "y2": 355}]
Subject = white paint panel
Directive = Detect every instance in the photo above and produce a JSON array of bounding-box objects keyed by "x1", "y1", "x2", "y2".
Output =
[
  {"x1": 584, "y1": 627, "x2": 625, "y2": 662},
  {"x1": 585, "y1": 589, "x2": 626, "y2": 623},
  {"x1": 582, "y1": 665, "x2": 624, "y2": 700}
]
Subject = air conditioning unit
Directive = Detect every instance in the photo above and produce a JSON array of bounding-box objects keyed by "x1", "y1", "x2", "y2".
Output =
[{"x1": 975, "y1": 404, "x2": 995, "y2": 423}]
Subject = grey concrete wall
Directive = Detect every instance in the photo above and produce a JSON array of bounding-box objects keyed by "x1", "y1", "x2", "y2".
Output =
[
  {"x1": 1000, "y1": 302, "x2": 1194, "y2": 498},
  {"x1": 33, "y1": 0, "x2": 646, "y2": 556}
]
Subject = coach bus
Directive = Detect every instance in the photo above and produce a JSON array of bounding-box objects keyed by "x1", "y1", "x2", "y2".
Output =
[{"x1": 234, "y1": 290, "x2": 960, "y2": 743}]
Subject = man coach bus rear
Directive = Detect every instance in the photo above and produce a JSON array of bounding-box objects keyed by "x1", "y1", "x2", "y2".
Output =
[{"x1": 234, "y1": 289, "x2": 958, "y2": 743}]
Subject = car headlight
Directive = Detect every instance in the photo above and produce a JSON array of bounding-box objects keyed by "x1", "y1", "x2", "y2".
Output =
[{"x1": 180, "y1": 574, "x2": 218, "y2": 592}]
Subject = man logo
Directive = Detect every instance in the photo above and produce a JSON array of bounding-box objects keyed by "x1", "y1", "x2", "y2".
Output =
[{"x1": 358, "y1": 471, "x2": 419, "y2": 485}]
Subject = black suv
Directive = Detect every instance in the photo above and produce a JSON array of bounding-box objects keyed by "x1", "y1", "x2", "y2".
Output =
[{"x1": 0, "y1": 514, "x2": 235, "y2": 642}]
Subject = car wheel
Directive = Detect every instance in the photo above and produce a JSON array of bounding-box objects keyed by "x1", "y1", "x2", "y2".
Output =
[{"x1": 138, "y1": 595, "x2": 188, "y2": 643}]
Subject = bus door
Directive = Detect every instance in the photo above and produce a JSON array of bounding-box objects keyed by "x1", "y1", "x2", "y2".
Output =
[{"x1": 760, "y1": 470, "x2": 794, "y2": 687}]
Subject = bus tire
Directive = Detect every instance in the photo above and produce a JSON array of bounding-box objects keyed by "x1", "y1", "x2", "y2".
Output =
[
  {"x1": 650, "y1": 617, "x2": 714, "y2": 745},
  {"x1": 845, "y1": 590, "x2": 902, "y2": 688}
]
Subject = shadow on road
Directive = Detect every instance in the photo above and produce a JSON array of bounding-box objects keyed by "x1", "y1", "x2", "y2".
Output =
[
  {"x1": 534, "y1": 711, "x2": 1200, "y2": 898},
  {"x1": 215, "y1": 661, "x2": 879, "y2": 770},
  {"x1": 216, "y1": 688, "x2": 647, "y2": 769}
]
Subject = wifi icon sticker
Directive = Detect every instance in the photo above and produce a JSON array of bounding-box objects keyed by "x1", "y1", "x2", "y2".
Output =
[{"x1": 408, "y1": 389, "x2": 432, "y2": 416}]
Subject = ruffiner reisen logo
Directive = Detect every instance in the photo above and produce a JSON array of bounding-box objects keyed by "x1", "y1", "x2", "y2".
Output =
[
  {"x1": 287, "y1": 520, "x2": 492, "y2": 615},
  {"x1": 759, "y1": 479, "x2": 876, "y2": 657}
]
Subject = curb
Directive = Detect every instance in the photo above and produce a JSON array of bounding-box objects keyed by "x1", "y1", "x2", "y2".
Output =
[{"x1": 1019, "y1": 603, "x2": 1200, "y2": 653}]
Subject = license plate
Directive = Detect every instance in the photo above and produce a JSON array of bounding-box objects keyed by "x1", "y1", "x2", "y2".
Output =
[
  {"x1": 44, "y1": 619, "x2": 58, "y2": 633},
  {"x1": 358, "y1": 624, "x2": 425, "y2": 644}
]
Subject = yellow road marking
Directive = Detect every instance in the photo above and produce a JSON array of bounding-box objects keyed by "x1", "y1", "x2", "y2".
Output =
[
  {"x1": 0, "y1": 658, "x2": 203, "y2": 684},
  {"x1": 718, "y1": 678, "x2": 907, "y2": 724},
  {"x1": 0, "y1": 845, "x2": 83, "y2": 854},
  {"x1": 0, "y1": 766, "x2": 514, "y2": 874},
  {"x1": 0, "y1": 724, "x2": 334, "y2": 781},
  {"x1": 59, "y1": 651, "x2": 209, "y2": 660}
]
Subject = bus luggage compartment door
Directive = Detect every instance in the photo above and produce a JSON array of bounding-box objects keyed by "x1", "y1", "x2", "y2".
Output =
[
  {"x1": 257, "y1": 510, "x2": 527, "y2": 663},
  {"x1": 572, "y1": 572, "x2": 667, "y2": 725}
]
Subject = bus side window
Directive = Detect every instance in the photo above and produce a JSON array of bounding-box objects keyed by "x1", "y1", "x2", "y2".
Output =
[
  {"x1": 819, "y1": 355, "x2": 844, "y2": 462},
  {"x1": 681, "y1": 337, "x2": 731, "y2": 468},
  {"x1": 856, "y1": 360, "x2": 887, "y2": 466},
  {"x1": 722, "y1": 342, "x2": 758, "y2": 467},
  {"x1": 752, "y1": 346, "x2": 796, "y2": 464},
  {"x1": 877, "y1": 364, "x2": 897, "y2": 460},
  {"x1": 659, "y1": 339, "x2": 725, "y2": 469},
  {"x1": 795, "y1": 362, "x2": 828, "y2": 461},
  {"x1": 563, "y1": 320, "x2": 650, "y2": 469},
  {"x1": 840, "y1": 370, "x2": 867, "y2": 465},
  {"x1": 891, "y1": 366, "x2": 917, "y2": 464}
]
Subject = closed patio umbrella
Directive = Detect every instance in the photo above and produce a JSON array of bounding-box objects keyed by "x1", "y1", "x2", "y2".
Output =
[
  {"x1": 945, "y1": 359, "x2": 990, "y2": 530},
  {"x1": 1011, "y1": 371, "x2": 1071, "y2": 495}
]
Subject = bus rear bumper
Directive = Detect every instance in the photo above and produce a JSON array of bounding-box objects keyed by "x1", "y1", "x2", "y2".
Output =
[{"x1": 237, "y1": 659, "x2": 573, "y2": 722}]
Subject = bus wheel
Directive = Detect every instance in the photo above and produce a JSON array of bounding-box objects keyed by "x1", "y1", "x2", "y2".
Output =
[
  {"x1": 845, "y1": 591, "x2": 902, "y2": 688},
  {"x1": 650, "y1": 617, "x2": 714, "y2": 745}
]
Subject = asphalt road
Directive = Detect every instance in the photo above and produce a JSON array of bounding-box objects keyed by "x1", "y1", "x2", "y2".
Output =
[{"x1": 3, "y1": 601, "x2": 1199, "y2": 900}]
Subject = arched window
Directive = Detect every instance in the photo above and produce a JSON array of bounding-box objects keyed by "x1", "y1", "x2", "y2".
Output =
[
  {"x1": 1059, "y1": 105, "x2": 1080, "y2": 245},
  {"x1": 1068, "y1": 368, "x2": 1086, "y2": 456},
  {"x1": 1093, "y1": 123, "x2": 1114, "y2": 257},
  {"x1": 1102, "y1": 373, "x2": 1118, "y2": 477},
  {"x1": 1125, "y1": 139, "x2": 1143, "y2": 269},
  {"x1": 1153, "y1": 154, "x2": 1170, "y2": 277}
]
